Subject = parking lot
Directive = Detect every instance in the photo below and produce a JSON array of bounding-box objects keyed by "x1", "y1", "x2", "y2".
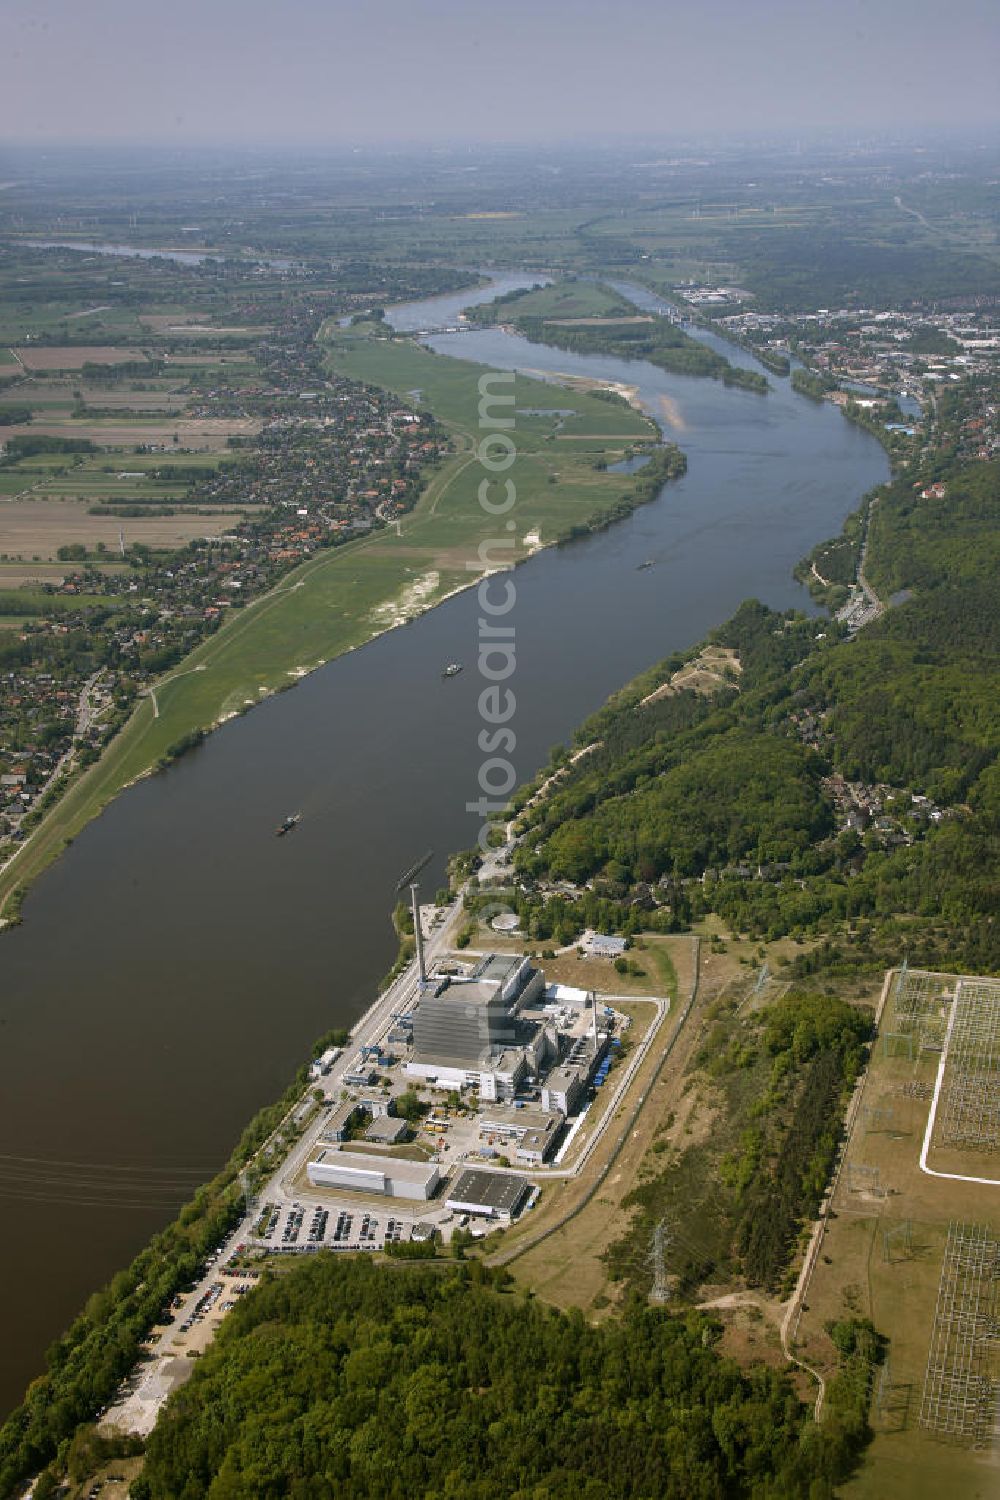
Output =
[{"x1": 253, "y1": 1198, "x2": 415, "y2": 1253}]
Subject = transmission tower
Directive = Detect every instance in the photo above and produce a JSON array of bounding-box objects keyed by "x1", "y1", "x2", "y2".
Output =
[{"x1": 649, "y1": 1219, "x2": 672, "y2": 1303}]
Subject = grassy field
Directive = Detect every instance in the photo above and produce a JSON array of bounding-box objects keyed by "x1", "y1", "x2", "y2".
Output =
[
  {"x1": 0, "y1": 560, "x2": 129, "y2": 586},
  {"x1": 0, "y1": 301, "x2": 146, "y2": 344},
  {"x1": 0, "y1": 335, "x2": 664, "y2": 919},
  {"x1": 477, "y1": 279, "x2": 634, "y2": 323}
]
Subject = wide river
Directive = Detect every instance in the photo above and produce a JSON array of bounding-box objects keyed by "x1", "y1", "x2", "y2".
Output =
[{"x1": 0, "y1": 276, "x2": 888, "y2": 1415}]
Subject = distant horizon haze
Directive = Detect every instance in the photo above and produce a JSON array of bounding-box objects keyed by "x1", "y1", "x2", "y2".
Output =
[{"x1": 1, "y1": 0, "x2": 998, "y2": 147}]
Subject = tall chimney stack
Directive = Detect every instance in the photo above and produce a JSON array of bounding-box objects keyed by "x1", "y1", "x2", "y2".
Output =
[{"x1": 410, "y1": 883, "x2": 426, "y2": 984}]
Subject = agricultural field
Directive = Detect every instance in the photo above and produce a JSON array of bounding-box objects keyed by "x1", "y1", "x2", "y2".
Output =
[
  {"x1": 0, "y1": 560, "x2": 129, "y2": 587},
  {"x1": 0, "y1": 498, "x2": 248, "y2": 556},
  {"x1": 0, "y1": 418, "x2": 261, "y2": 448},
  {"x1": 12, "y1": 345, "x2": 153, "y2": 371}
]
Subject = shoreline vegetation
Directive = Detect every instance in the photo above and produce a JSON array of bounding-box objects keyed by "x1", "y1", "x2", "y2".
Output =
[
  {"x1": 0, "y1": 336, "x2": 665, "y2": 927},
  {"x1": 466, "y1": 276, "x2": 770, "y2": 394}
]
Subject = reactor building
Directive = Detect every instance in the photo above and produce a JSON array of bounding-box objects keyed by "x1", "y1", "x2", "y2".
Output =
[{"x1": 405, "y1": 953, "x2": 551, "y2": 1099}]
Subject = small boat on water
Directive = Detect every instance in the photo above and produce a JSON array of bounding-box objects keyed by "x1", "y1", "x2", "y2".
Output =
[
  {"x1": 275, "y1": 813, "x2": 301, "y2": 837},
  {"x1": 637, "y1": 559, "x2": 655, "y2": 571},
  {"x1": 441, "y1": 662, "x2": 463, "y2": 678}
]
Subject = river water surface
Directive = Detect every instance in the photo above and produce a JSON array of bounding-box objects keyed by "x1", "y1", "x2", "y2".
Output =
[{"x1": 0, "y1": 277, "x2": 888, "y2": 1414}]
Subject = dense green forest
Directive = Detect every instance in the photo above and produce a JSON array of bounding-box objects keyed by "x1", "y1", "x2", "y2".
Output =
[
  {"x1": 132, "y1": 1257, "x2": 877, "y2": 1500},
  {"x1": 494, "y1": 452, "x2": 1000, "y2": 975}
]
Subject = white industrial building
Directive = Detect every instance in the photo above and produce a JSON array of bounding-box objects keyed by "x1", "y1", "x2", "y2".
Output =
[
  {"x1": 309, "y1": 1046, "x2": 340, "y2": 1079},
  {"x1": 307, "y1": 1148, "x2": 440, "y2": 1201},
  {"x1": 541, "y1": 1035, "x2": 608, "y2": 1116},
  {"x1": 541, "y1": 1065, "x2": 586, "y2": 1117}
]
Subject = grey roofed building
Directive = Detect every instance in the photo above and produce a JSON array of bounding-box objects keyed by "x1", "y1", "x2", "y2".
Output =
[
  {"x1": 411, "y1": 979, "x2": 519, "y2": 1067},
  {"x1": 445, "y1": 1167, "x2": 530, "y2": 1219},
  {"x1": 515, "y1": 1128, "x2": 558, "y2": 1164},
  {"x1": 583, "y1": 931, "x2": 628, "y2": 958},
  {"x1": 320, "y1": 1100, "x2": 361, "y2": 1142},
  {"x1": 472, "y1": 952, "x2": 531, "y2": 993},
  {"x1": 364, "y1": 1114, "x2": 410, "y2": 1145}
]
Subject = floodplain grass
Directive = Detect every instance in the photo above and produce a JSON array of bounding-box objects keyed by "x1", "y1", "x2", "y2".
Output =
[{"x1": 321, "y1": 325, "x2": 655, "y2": 439}]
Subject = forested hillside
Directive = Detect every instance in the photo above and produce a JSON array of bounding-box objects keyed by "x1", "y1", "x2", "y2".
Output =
[
  {"x1": 133, "y1": 1257, "x2": 876, "y2": 1500},
  {"x1": 606, "y1": 989, "x2": 872, "y2": 1298},
  {"x1": 492, "y1": 452, "x2": 1000, "y2": 976}
]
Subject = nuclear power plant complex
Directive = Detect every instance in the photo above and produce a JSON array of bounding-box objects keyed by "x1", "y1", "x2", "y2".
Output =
[
  {"x1": 275, "y1": 887, "x2": 642, "y2": 1247},
  {"x1": 303, "y1": 943, "x2": 615, "y2": 1206}
]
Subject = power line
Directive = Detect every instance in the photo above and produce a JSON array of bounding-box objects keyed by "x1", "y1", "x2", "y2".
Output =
[{"x1": 0, "y1": 1151, "x2": 218, "y2": 1174}]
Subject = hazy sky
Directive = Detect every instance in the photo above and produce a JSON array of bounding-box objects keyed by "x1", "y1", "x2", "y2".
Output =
[{"x1": 2, "y1": 0, "x2": 998, "y2": 146}]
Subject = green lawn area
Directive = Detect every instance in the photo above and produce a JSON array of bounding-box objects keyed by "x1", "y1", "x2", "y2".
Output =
[
  {"x1": 5, "y1": 454, "x2": 80, "y2": 471},
  {"x1": 477, "y1": 279, "x2": 634, "y2": 322},
  {"x1": 76, "y1": 452, "x2": 236, "y2": 472},
  {"x1": 0, "y1": 347, "x2": 17, "y2": 365},
  {"x1": 11, "y1": 395, "x2": 77, "y2": 411},
  {"x1": 0, "y1": 332, "x2": 665, "y2": 919}
]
